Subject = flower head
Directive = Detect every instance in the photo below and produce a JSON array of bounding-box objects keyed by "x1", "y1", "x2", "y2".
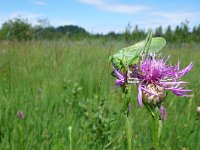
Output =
[
  {"x1": 130, "y1": 56, "x2": 192, "y2": 107},
  {"x1": 17, "y1": 111, "x2": 24, "y2": 120}
]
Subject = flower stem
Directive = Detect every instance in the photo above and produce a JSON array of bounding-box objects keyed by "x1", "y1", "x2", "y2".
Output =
[
  {"x1": 153, "y1": 115, "x2": 159, "y2": 150},
  {"x1": 144, "y1": 104, "x2": 162, "y2": 150},
  {"x1": 123, "y1": 85, "x2": 133, "y2": 150},
  {"x1": 125, "y1": 115, "x2": 132, "y2": 150},
  {"x1": 153, "y1": 107, "x2": 163, "y2": 150}
]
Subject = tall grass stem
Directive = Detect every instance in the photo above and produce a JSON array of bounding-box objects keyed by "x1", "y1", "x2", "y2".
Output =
[{"x1": 69, "y1": 126, "x2": 72, "y2": 150}]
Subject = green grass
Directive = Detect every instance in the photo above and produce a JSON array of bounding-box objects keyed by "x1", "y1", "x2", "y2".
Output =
[{"x1": 0, "y1": 40, "x2": 199, "y2": 150}]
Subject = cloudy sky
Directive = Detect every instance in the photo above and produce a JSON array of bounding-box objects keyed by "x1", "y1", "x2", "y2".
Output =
[{"x1": 0, "y1": 0, "x2": 200, "y2": 33}]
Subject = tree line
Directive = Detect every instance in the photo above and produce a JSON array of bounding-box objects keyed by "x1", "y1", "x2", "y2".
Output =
[{"x1": 0, "y1": 18, "x2": 200, "y2": 42}]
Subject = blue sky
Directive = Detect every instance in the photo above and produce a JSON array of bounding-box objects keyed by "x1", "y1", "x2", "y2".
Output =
[{"x1": 0, "y1": 0, "x2": 200, "y2": 33}]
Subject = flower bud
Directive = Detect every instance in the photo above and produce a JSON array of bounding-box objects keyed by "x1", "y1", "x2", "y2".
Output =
[{"x1": 142, "y1": 83, "x2": 166, "y2": 106}]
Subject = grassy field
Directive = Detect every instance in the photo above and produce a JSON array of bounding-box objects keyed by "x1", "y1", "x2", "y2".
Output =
[{"x1": 0, "y1": 39, "x2": 199, "y2": 150}]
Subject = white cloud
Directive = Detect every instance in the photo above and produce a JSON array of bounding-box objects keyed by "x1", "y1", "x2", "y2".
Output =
[
  {"x1": 79, "y1": 0, "x2": 200, "y2": 32},
  {"x1": 79, "y1": 0, "x2": 103, "y2": 5},
  {"x1": 31, "y1": 1, "x2": 47, "y2": 6},
  {"x1": 79, "y1": 0, "x2": 147, "y2": 14},
  {"x1": 84, "y1": 10, "x2": 200, "y2": 34},
  {"x1": 150, "y1": 12, "x2": 198, "y2": 24},
  {"x1": 102, "y1": 3, "x2": 147, "y2": 14},
  {"x1": 134, "y1": 11, "x2": 200, "y2": 30},
  {"x1": 0, "y1": 11, "x2": 44, "y2": 26},
  {"x1": 0, "y1": 11, "x2": 75, "y2": 28}
]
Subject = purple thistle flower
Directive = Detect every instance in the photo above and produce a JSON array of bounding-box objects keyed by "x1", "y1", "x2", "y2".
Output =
[
  {"x1": 17, "y1": 111, "x2": 24, "y2": 120},
  {"x1": 130, "y1": 56, "x2": 192, "y2": 107}
]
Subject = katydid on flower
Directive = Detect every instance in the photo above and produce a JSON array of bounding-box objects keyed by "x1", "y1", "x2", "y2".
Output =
[{"x1": 109, "y1": 32, "x2": 166, "y2": 70}]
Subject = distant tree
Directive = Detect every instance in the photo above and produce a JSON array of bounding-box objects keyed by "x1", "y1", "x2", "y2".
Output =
[
  {"x1": 57, "y1": 25, "x2": 88, "y2": 35},
  {"x1": 165, "y1": 25, "x2": 173, "y2": 41},
  {"x1": 174, "y1": 20, "x2": 190, "y2": 42},
  {"x1": 131, "y1": 25, "x2": 146, "y2": 41},
  {"x1": 38, "y1": 26, "x2": 61, "y2": 40},
  {"x1": 56, "y1": 25, "x2": 89, "y2": 40},
  {"x1": 33, "y1": 27, "x2": 59, "y2": 40},
  {"x1": 37, "y1": 18, "x2": 50, "y2": 28},
  {"x1": 125, "y1": 22, "x2": 132, "y2": 34},
  {"x1": 196, "y1": 25, "x2": 200, "y2": 41},
  {"x1": 133, "y1": 25, "x2": 139, "y2": 32},
  {"x1": 180, "y1": 20, "x2": 190, "y2": 42},
  {"x1": 0, "y1": 18, "x2": 32, "y2": 40},
  {"x1": 193, "y1": 25, "x2": 200, "y2": 41},
  {"x1": 192, "y1": 26, "x2": 197, "y2": 34},
  {"x1": 107, "y1": 31, "x2": 118, "y2": 39},
  {"x1": 155, "y1": 26, "x2": 163, "y2": 37},
  {"x1": 0, "y1": 17, "x2": 200, "y2": 42},
  {"x1": 175, "y1": 25, "x2": 181, "y2": 42}
]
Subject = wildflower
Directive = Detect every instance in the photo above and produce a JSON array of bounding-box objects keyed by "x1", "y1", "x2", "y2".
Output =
[
  {"x1": 197, "y1": 106, "x2": 200, "y2": 115},
  {"x1": 112, "y1": 65, "x2": 126, "y2": 86},
  {"x1": 130, "y1": 56, "x2": 193, "y2": 107},
  {"x1": 17, "y1": 111, "x2": 24, "y2": 120}
]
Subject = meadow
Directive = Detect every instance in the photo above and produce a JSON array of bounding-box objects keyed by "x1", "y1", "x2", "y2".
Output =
[{"x1": 0, "y1": 39, "x2": 199, "y2": 150}]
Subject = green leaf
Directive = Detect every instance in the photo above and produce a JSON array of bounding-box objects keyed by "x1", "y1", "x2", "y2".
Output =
[{"x1": 158, "y1": 119, "x2": 163, "y2": 138}]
